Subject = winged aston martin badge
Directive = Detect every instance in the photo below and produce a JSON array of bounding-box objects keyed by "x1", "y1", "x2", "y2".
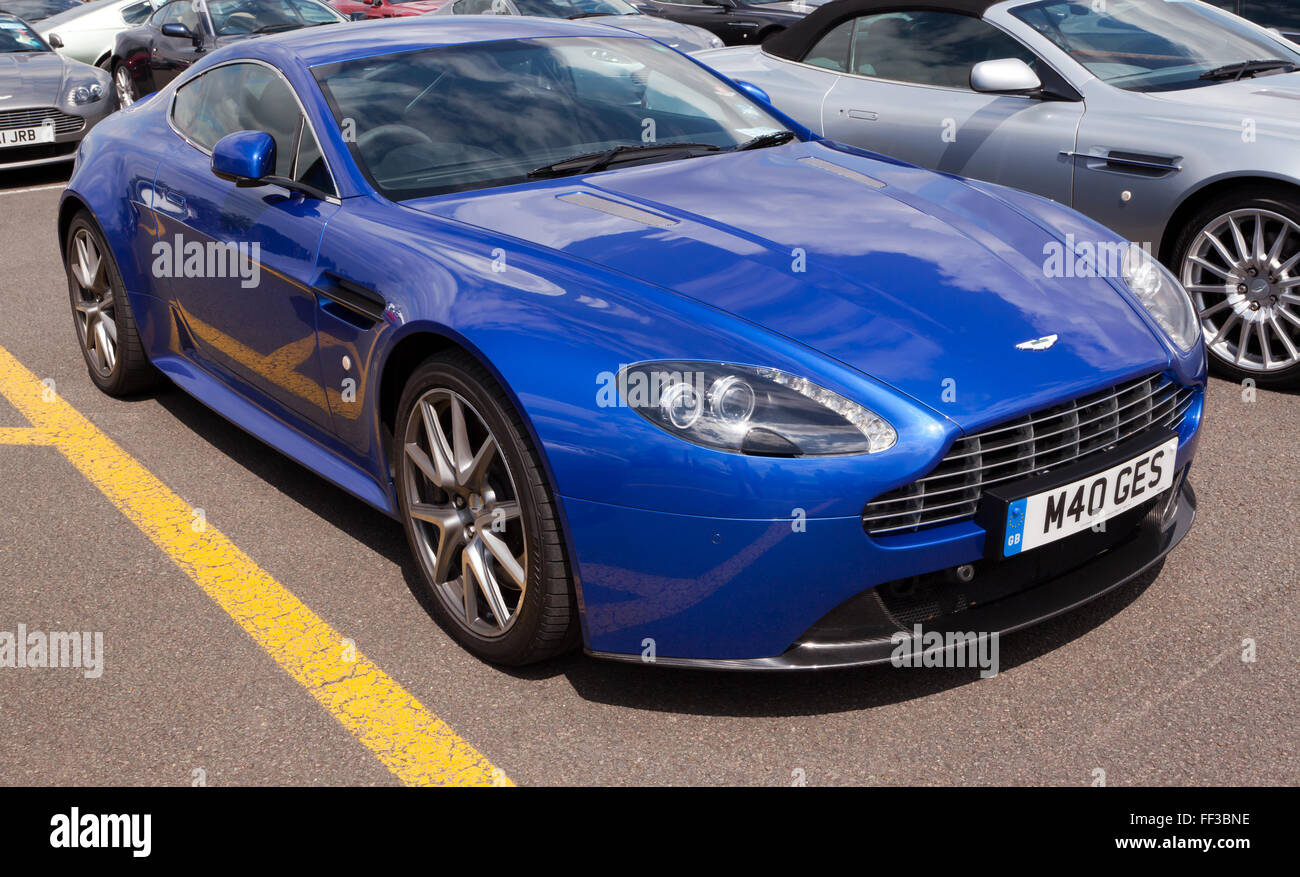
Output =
[{"x1": 1016, "y1": 334, "x2": 1059, "y2": 351}]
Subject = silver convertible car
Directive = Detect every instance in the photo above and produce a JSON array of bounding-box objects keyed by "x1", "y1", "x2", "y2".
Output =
[{"x1": 702, "y1": 0, "x2": 1300, "y2": 386}]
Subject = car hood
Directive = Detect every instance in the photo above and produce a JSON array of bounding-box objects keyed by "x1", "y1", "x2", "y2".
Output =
[
  {"x1": 0, "y1": 51, "x2": 72, "y2": 106},
  {"x1": 586, "y1": 14, "x2": 716, "y2": 52},
  {"x1": 406, "y1": 143, "x2": 1171, "y2": 432},
  {"x1": 1148, "y1": 71, "x2": 1300, "y2": 127}
]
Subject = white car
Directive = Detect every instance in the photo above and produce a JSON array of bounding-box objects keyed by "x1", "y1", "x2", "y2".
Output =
[{"x1": 37, "y1": 0, "x2": 161, "y2": 68}]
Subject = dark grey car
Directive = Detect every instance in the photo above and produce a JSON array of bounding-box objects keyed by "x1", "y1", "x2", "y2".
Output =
[{"x1": 703, "y1": 0, "x2": 1300, "y2": 386}]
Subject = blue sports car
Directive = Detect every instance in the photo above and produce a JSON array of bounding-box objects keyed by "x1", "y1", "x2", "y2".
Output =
[{"x1": 58, "y1": 16, "x2": 1206, "y2": 669}]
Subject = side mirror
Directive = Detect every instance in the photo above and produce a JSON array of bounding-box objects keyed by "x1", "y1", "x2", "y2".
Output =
[
  {"x1": 211, "y1": 131, "x2": 275, "y2": 186},
  {"x1": 160, "y1": 22, "x2": 198, "y2": 42},
  {"x1": 47, "y1": 33, "x2": 64, "y2": 49},
  {"x1": 970, "y1": 57, "x2": 1042, "y2": 95},
  {"x1": 734, "y1": 79, "x2": 771, "y2": 105}
]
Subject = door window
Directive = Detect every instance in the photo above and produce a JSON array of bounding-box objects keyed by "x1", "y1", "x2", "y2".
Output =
[
  {"x1": 171, "y1": 62, "x2": 337, "y2": 194},
  {"x1": 848, "y1": 11, "x2": 1038, "y2": 88}
]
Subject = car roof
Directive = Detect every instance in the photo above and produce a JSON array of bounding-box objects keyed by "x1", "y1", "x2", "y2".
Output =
[
  {"x1": 262, "y1": 15, "x2": 638, "y2": 67},
  {"x1": 763, "y1": 0, "x2": 999, "y2": 61}
]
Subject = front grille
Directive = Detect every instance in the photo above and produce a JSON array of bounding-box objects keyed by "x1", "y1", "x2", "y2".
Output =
[
  {"x1": 0, "y1": 107, "x2": 84, "y2": 135},
  {"x1": 863, "y1": 373, "x2": 1195, "y2": 536}
]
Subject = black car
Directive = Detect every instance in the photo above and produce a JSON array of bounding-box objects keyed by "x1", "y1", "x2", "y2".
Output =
[
  {"x1": 634, "y1": 0, "x2": 828, "y2": 46},
  {"x1": 110, "y1": 0, "x2": 345, "y2": 107},
  {"x1": 0, "y1": 0, "x2": 79, "y2": 24},
  {"x1": 1209, "y1": 1, "x2": 1300, "y2": 41}
]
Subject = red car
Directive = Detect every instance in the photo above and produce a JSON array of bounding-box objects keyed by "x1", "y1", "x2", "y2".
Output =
[{"x1": 332, "y1": 0, "x2": 445, "y2": 17}]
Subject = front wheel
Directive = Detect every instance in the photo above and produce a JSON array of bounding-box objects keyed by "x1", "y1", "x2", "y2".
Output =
[
  {"x1": 1174, "y1": 186, "x2": 1300, "y2": 388},
  {"x1": 394, "y1": 353, "x2": 579, "y2": 665},
  {"x1": 112, "y1": 61, "x2": 137, "y2": 108},
  {"x1": 64, "y1": 212, "x2": 157, "y2": 396}
]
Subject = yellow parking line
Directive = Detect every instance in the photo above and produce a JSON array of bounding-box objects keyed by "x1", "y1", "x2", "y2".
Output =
[
  {"x1": 0, "y1": 426, "x2": 56, "y2": 445},
  {"x1": 0, "y1": 345, "x2": 510, "y2": 787}
]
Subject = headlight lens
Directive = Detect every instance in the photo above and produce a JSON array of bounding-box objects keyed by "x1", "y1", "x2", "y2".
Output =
[
  {"x1": 67, "y1": 83, "x2": 104, "y2": 105},
  {"x1": 1122, "y1": 244, "x2": 1199, "y2": 351},
  {"x1": 619, "y1": 362, "x2": 896, "y2": 456}
]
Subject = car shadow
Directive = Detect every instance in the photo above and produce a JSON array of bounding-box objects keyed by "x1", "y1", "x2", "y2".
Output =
[{"x1": 148, "y1": 380, "x2": 1164, "y2": 717}]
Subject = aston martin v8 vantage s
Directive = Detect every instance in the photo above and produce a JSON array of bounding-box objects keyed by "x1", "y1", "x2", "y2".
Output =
[
  {"x1": 701, "y1": 0, "x2": 1300, "y2": 387},
  {"x1": 59, "y1": 17, "x2": 1204, "y2": 668}
]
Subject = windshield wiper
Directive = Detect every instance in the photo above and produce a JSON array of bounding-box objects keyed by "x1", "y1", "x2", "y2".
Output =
[
  {"x1": 728, "y1": 130, "x2": 797, "y2": 151},
  {"x1": 565, "y1": 12, "x2": 608, "y2": 18},
  {"x1": 527, "y1": 142, "x2": 722, "y2": 179},
  {"x1": 1200, "y1": 59, "x2": 1298, "y2": 81}
]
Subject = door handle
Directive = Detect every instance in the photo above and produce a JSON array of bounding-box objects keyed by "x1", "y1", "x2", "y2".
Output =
[
  {"x1": 318, "y1": 273, "x2": 386, "y2": 323},
  {"x1": 846, "y1": 109, "x2": 879, "y2": 121}
]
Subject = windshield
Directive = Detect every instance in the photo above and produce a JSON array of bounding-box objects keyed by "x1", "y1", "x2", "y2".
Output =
[
  {"x1": 0, "y1": 17, "x2": 48, "y2": 52},
  {"x1": 1012, "y1": 0, "x2": 1300, "y2": 91},
  {"x1": 514, "y1": 0, "x2": 637, "y2": 16},
  {"x1": 206, "y1": 0, "x2": 343, "y2": 35},
  {"x1": 0, "y1": 0, "x2": 79, "y2": 22},
  {"x1": 313, "y1": 36, "x2": 791, "y2": 200}
]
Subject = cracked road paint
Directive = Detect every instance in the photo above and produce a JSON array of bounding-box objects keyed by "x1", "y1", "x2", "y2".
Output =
[{"x1": 0, "y1": 343, "x2": 511, "y2": 787}]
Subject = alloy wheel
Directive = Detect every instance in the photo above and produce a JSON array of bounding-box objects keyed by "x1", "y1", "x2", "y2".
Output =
[
  {"x1": 114, "y1": 66, "x2": 134, "y2": 108},
  {"x1": 401, "y1": 388, "x2": 528, "y2": 637},
  {"x1": 70, "y1": 228, "x2": 118, "y2": 378},
  {"x1": 1181, "y1": 208, "x2": 1300, "y2": 373}
]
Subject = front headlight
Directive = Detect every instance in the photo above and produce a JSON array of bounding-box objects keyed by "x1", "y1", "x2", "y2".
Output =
[
  {"x1": 618, "y1": 362, "x2": 896, "y2": 456},
  {"x1": 708, "y1": 35, "x2": 724, "y2": 48},
  {"x1": 1122, "y1": 244, "x2": 1199, "y2": 352},
  {"x1": 67, "y1": 83, "x2": 105, "y2": 105}
]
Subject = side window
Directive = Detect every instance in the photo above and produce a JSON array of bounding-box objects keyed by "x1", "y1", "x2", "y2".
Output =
[
  {"x1": 121, "y1": 0, "x2": 154, "y2": 25},
  {"x1": 175, "y1": 0, "x2": 202, "y2": 33},
  {"x1": 851, "y1": 11, "x2": 1038, "y2": 88},
  {"x1": 454, "y1": 0, "x2": 498, "y2": 12},
  {"x1": 1245, "y1": 1, "x2": 1300, "y2": 30},
  {"x1": 802, "y1": 19, "x2": 854, "y2": 72},
  {"x1": 172, "y1": 63, "x2": 335, "y2": 196},
  {"x1": 148, "y1": 1, "x2": 180, "y2": 27}
]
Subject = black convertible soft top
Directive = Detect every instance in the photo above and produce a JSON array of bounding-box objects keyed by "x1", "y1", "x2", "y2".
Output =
[{"x1": 764, "y1": 0, "x2": 1000, "y2": 61}]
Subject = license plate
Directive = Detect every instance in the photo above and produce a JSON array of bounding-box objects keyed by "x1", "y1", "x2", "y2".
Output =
[
  {"x1": 0, "y1": 125, "x2": 55, "y2": 148},
  {"x1": 1002, "y1": 437, "x2": 1178, "y2": 556}
]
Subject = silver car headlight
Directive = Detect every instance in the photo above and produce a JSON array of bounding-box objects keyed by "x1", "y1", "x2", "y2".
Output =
[
  {"x1": 1122, "y1": 244, "x2": 1199, "y2": 352},
  {"x1": 618, "y1": 362, "x2": 896, "y2": 456},
  {"x1": 67, "y1": 83, "x2": 105, "y2": 105}
]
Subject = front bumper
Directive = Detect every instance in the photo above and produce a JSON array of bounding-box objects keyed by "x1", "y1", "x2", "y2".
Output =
[
  {"x1": 589, "y1": 477, "x2": 1194, "y2": 670},
  {"x1": 572, "y1": 465, "x2": 1197, "y2": 669},
  {"x1": 0, "y1": 104, "x2": 110, "y2": 171}
]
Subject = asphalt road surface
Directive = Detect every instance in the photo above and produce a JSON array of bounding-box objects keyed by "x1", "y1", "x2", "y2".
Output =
[{"x1": 0, "y1": 165, "x2": 1296, "y2": 786}]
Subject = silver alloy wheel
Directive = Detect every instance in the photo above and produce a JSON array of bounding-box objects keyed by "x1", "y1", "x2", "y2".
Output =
[
  {"x1": 114, "y1": 66, "x2": 134, "y2": 108},
  {"x1": 402, "y1": 388, "x2": 527, "y2": 637},
  {"x1": 1182, "y1": 208, "x2": 1300, "y2": 372},
  {"x1": 70, "y1": 228, "x2": 118, "y2": 377}
]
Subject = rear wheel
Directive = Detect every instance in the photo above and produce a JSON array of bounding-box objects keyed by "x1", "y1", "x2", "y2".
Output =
[
  {"x1": 112, "y1": 61, "x2": 137, "y2": 108},
  {"x1": 1174, "y1": 186, "x2": 1300, "y2": 388},
  {"x1": 394, "y1": 353, "x2": 579, "y2": 665},
  {"x1": 64, "y1": 212, "x2": 157, "y2": 396}
]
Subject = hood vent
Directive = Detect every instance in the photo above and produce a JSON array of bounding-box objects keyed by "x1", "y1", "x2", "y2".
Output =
[
  {"x1": 799, "y1": 156, "x2": 887, "y2": 189},
  {"x1": 557, "y1": 191, "x2": 678, "y2": 229}
]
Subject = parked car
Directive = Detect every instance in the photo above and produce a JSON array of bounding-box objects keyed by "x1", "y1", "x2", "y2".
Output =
[
  {"x1": 635, "y1": 0, "x2": 829, "y2": 46},
  {"x1": 330, "y1": 0, "x2": 446, "y2": 19},
  {"x1": 37, "y1": 0, "x2": 161, "y2": 69},
  {"x1": 434, "y1": 0, "x2": 723, "y2": 52},
  {"x1": 60, "y1": 16, "x2": 1204, "y2": 668},
  {"x1": 1208, "y1": 1, "x2": 1299, "y2": 42},
  {"x1": 702, "y1": 0, "x2": 1300, "y2": 387},
  {"x1": 0, "y1": 0, "x2": 81, "y2": 25},
  {"x1": 0, "y1": 12, "x2": 113, "y2": 171},
  {"x1": 111, "y1": 0, "x2": 346, "y2": 106}
]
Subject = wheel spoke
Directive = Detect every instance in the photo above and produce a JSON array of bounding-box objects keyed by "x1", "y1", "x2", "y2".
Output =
[
  {"x1": 404, "y1": 442, "x2": 440, "y2": 488},
  {"x1": 1211, "y1": 311, "x2": 1240, "y2": 346},
  {"x1": 1198, "y1": 299, "x2": 1233, "y2": 320},
  {"x1": 1269, "y1": 314, "x2": 1300, "y2": 361},
  {"x1": 1267, "y1": 224, "x2": 1290, "y2": 265},
  {"x1": 420, "y1": 400, "x2": 458, "y2": 489},
  {"x1": 1203, "y1": 231, "x2": 1236, "y2": 268},
  {"x1": 1228, "y1": 215, "x2": 1250, "y2": 263},
  {"x1": 449, "y1": 396, "x2": 473, "y2": 479},
  {"x1": 479, "y1": 529, "x2": 525, "y2": 589},
  {"x1": 464, "y1": 542, "x2": 510, "y2": 630},
  {"x1": 1237, "y1": 320, "x2": 1254, "y2": 365},
  {"x1": 465, "y1": 437, "x2": 496, "y2": 490},
  {"x1": 1252, "y1": 214, "x2": 1267, "y2": 263},
  {"x1": 1189, "y1": 255, "x2": 1231, "y2": 281}
]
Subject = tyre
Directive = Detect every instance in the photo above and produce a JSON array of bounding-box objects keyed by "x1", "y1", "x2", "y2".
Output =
[
  {"x1": 393, "y1": 352, "x2": 579, "y2": 665},
  {"x1": 112, "y1": 61, "x2": 137, "y2": 108},
  {"x1": 64, "y1": 211, "x2": 158, "y2": 396},
  {"x1": 1173, "y1": 185, "x2": 1300, "y2": 388}
]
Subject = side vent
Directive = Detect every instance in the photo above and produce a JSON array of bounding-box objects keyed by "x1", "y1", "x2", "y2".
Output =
[{"x1": 1063, "y1": 149, "x2": 1182, "y2": 177}]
